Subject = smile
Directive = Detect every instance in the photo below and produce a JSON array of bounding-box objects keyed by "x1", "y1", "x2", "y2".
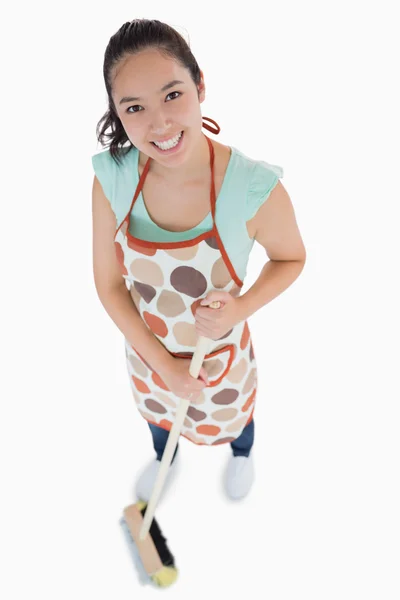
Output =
[{"x1": 151, "y1": 131, "x2": 184, "y2": 151}]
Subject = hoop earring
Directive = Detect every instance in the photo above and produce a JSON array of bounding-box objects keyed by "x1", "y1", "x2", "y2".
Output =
[{"x1": 202, "y1": 117, "x2": 221, "y2": 134}]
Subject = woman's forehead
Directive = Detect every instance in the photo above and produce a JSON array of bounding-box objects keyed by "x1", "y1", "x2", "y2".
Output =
[{"x1": 112, "y1": 49, "x2": 187, "y2": 94}]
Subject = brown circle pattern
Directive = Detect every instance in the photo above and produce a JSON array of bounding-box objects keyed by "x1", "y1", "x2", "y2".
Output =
[
  {"x1": 134, "y1": 281, "x2": 156, "y2": 303},
  {"x1": 226, "y1": 414, "x2": 249, "y2": 433},
  {"x1": 205, "y1": 235, "x2": 219, "y2": 250},
  {"x1": 226, "y1": 357, "x2": 247, "y2": 384},
  {"x1": 128, "y1": 355, "x2": 148, "y2": 378},
  {"x1": 129, "y1": 285, "x2": 142, "y2": 310},
  {"x1": 203, "y1": 358, "x2": 224, "y2": 378},
  {"x1": 187, "y1": 406, "x2": 207, "y2": 422},
  {"x1": 154, "y1": 391, "x2": 177, "y2": 408},
  {"x1": 249, "y1": 341, "x2": 255, "y2": 361},
  {"x1": 157, "y1": 289, "x2": 186, "y2": 318},
  {"x1": 173, "y1": 322, "x2": 198, "y2": 347},
  {"x1": 211, "y1": 408, "x2": 238, "y2": 422},
  {"x1": 145, "y1": 398, "x2": 167, "y2": 414},
  {"x1": 130, "y1": 258, "x2": 164, "y2": 286},
  {"x1": 170, "y1": 266, "x2": 208, "y2": 298},
  {"x1": 212, "y1": 437, "x2": 237, "y2": 445},
  {"x1": 242, "y1": 368, "x2": 257, "y2": 395},
  {"x1": 211, "y1": 256, "x2": 233, "y2": 288},
  {"x1": 165, "y1": 245, "x2": 199, "y2": 260},
  {"x1": 140, "y1": 410, "x2": 157, "y2": 422},
  {"x1": 211, "y1": 388, "x2": 239, "y2": 405},
  {"x1": 189, "y1": 390, "x2": 206, "y2": 405}
]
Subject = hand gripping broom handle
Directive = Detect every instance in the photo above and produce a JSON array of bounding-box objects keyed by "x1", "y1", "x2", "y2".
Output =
[{"x1": 139, "y1": 300, "x2": 221, "y2": 540}]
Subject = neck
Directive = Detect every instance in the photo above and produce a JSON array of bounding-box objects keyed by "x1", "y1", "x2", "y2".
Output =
[{"x1": 141, "y1": 132, "x2": 211, "y2": 184}]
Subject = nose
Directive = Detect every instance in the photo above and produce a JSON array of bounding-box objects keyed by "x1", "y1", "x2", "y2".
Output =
[
  {"x1": 149, "y1": 111, "x2": 172, "y2": 137},
  {"x1": 151, "y1": 125, "x2": 171, "y2": 137}
]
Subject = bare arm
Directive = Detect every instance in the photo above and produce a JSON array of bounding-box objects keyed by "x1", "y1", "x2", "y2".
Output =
[
  {"x1": 92, "y1": 175, "x2": 174, "y2": 375},
  {"x1": 237, "y1": 180, "x2": 306, "y2": 320}
]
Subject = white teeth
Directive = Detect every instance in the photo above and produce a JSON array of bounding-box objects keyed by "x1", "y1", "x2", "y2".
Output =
[{"x1": 153, "y1": 131, "x2": 183, "y2": 150}]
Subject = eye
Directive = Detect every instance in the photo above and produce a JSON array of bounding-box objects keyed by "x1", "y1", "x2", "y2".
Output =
[
  {"x1": 166, "y1": 91, "x2": 181, "y2": 101},
  {"x1": 126, "y1": 105, "x2": 142, "y2": 114},
  {"x1": 126, "y1": 91, "x2": 182, "y2": 114}
]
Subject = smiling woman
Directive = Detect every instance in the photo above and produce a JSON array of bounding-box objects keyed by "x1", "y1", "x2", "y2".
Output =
[
  {"x1": 108, "y1": 46, "x2": 210, "y2": 182},
  {"x1": 95, "y1": 20, "x2": 208, "y2": 176},
  {"x1": 91, "y1": 17, "x2": 306, "y2": 587}
]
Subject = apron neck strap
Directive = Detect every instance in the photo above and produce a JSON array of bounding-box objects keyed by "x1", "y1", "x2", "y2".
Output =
[{"x1": 202, "y1": 117, "x2": 221, "y2": 134}]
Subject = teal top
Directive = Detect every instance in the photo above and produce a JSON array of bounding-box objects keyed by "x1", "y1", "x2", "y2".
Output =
[{"x1": 91, "y1": 144, "x2": 283, "y2": 284}]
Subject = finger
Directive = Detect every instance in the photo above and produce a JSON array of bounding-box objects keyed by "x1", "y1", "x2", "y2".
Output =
[
  {"x1": 197, "y1": 310, "x2": 221, "y2": 323},
  {"x1": 186, "y1": 376, "x2": 205, "y2": 389},
  {"x1": 194, "y1": 378, "x2": 207, "y2": 390},
  {"x1": 194, "y1": 382, "x2": 206, "y2": 391},
  {"x1": 195, "y1": 326, "x2": 210, "y2": 337},
  {"x1": 200, "y1": 367, "x2": 210, "y2": 385}
]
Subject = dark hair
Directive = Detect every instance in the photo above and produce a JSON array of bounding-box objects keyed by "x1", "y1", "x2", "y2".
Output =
[{"x1": 95, "y1": 19, "x2": 202, "y2": 166}]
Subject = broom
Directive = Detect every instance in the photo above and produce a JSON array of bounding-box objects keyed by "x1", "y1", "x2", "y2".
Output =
[{"x1": 121, "y1": 300, "x2": 222, "y2": 587}]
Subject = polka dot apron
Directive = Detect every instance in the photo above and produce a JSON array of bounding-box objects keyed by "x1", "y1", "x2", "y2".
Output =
[{"x1": 115, "y1": 117, "x2": 257, "y2": 446}]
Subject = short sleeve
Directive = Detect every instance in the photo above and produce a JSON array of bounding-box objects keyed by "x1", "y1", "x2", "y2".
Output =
[
  {"x1": 91, "y1": 149, "x2": 117, "y2": 212},
  {"x1": 246, "y1": 160, "x2": 284, "y2": 221}
]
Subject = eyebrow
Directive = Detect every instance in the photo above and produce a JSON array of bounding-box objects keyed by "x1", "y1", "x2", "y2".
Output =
[{"x1": 119, "y1": 80, "x2": 185, "y2": 105}]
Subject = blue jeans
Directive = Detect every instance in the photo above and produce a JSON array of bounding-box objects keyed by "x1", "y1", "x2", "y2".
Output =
[{"x1": 148, "y1": 418, "x2": 254, "y2": 463}]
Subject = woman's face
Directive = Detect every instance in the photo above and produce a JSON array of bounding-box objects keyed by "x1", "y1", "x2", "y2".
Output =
[{"x1": 111, "y1": 49, "x2": 205, "y2": 166}]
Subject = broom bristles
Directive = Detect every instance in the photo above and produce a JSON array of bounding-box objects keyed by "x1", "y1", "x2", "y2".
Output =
[{"x1": 121, "y1": 501, "x2": 178, "y2": 587}]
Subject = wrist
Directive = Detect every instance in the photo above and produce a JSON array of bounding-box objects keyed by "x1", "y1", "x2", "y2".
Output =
[
  {"x1": 235, "y1": 294, "x2": 252, "y2": 323},
  {"x1": 154, "y1": 352, "x2": 175, "y2": 377}
]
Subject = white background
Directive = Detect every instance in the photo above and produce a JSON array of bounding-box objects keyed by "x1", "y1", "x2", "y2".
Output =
[{"x1": 1, "y1": 0, "x2": 399, "y2": 598}]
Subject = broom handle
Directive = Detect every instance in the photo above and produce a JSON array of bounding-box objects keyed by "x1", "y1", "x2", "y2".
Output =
[{"x1": 139, "y1": 300, "x2": 221, "y2": 540}]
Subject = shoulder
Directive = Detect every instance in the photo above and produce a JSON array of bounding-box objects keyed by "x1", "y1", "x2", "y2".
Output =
[
  {"x1": 235, "y1": 147, "x2": 284, "y2": 179},
  {"x1": 229, "y1": 146, "x2": 284, "y2": 193},
  {"x1": 91, "y1": 145, "x2": 137, "y2": 208},
  {"x1": 91, "y1": 145, "x2": 136, "y2": 173},
  {"x1": 231, "y1": 147, "x2": 284, "y2": 226}
]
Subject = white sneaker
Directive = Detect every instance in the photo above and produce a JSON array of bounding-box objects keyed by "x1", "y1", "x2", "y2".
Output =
[
  {"x1": 224, "y1": 453, "x2": 255, "y2": 500},
  {"x1": 135, "y1": 454, "x2": 179, "y2": 503}
]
